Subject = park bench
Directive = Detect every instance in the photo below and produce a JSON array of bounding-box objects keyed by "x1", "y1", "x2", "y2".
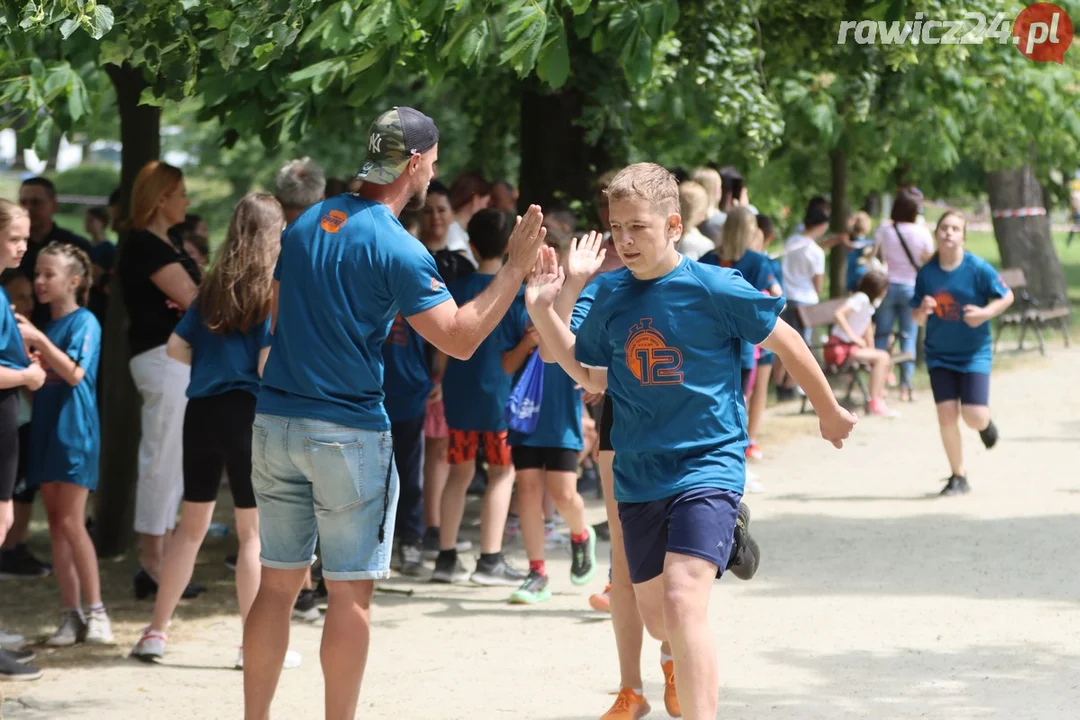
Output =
[
  {"x1": 795, "y1": 298, "x2": 914, "y2": 414},
  {"x1": 994, "y1": 267, "x2": 1071, "y2": 356}
]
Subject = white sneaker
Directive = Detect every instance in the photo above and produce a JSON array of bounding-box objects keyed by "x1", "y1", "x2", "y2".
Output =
[
  {"x1": 46, "y1": 610, "x2": 85, "y2": 647},
  {"x1": 234, "y1": 647, "x2": 302, "y2": 670},
  {"x1": 85, "y1": 612, "x2": 115, "y2": 645},
  {"x1": 745, "y1": 470, "x2": 766, "y2": 494},
  {"x1": 130, "y1": 628, "x2": 167, "y2": 661},
  {"x1": 0, "y1": 629, "x2": 26, "y2": 651}
]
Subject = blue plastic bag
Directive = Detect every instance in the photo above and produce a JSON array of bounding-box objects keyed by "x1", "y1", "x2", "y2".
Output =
[{"x1": 505, "y1": 350, "x2": 544, "y2": 434}]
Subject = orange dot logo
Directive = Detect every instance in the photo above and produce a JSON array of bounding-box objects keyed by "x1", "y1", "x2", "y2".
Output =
[
  {"x1": 320, "y1": 210, "x2": 348, "y2": 234},
  {"x1": 1013, "y1": 3, "x2": 1073, "y2": 63}
]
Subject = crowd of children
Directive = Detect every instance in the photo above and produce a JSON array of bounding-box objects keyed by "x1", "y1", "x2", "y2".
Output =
[{"x1": 0, "y1": 121, "x2": 1019, "y2": 720}]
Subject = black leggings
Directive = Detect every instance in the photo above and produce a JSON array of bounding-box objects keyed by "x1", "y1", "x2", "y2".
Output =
[
  {"x1": 182, "y1": 390, "x2": 257, "y2": 508},
  {"x1": 0, "y1": 390, "x2": 17, "y2": 502}
]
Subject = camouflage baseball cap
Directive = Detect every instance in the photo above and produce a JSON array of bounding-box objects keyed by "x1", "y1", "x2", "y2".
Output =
[{"x1": 356, "y1": 107, "x2": 440, "y2": 185}]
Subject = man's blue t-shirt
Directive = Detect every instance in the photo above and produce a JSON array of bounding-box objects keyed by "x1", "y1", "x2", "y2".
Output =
[
  {"x1": 501, "y1": 295, "x2": 586, "y2": 451},
  {"x1": 846, "y1": 236, "x2": 874, "y2": 292},
  {"x1": 0, "y1": 286, "x2": 29, "y2": 371},
  {"x1": 382, "y1": 312, "x2": 433, "y2": 423},
  {"x1": 28, "y1": 308, "x2": 100, "y2": 488},
  {"x1": 442, "y1": 274, "x2": 517, "y2": 432},
  {"x1": 910, "y1": 252, "x2": 1009, "y2": 375},
  {"x1": 574, "y1": 257, "x2": 784, "y2": 502},
  {"x1": 174, "y1": 304, "x2": 272, "y2": 399},
  {"x1": 258, "y1": 195, "x2": 452, "y2": 430},
  {"x1": 699, "y1": 250, "x2": 780, "y2": 369}
]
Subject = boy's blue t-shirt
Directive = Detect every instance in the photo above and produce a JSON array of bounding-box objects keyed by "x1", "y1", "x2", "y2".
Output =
[
  {"x1": 442, "y1": 274, "x2": 517, "y2": 431},
  {"x1": 699, "y1": 250, "x2": 780, "y2": 369},
  {"x1": 910, "y1": 252, "x2": 1009, "y2": 375},
  {"x1": 28, "y1": 308, "x2": 100, "y2": 487},
  {"x1": 846, "y1": 236, "x2": 874, "y2": 292},
  {"x1": 0, "y1": 286, "x2": 29, "y2": 371},
  {"x1": 575, "y1": 258, "x2": 784, "y2": 502},
  {"x1": 381, "y1": 312, "x2": 432, "y2": 423},
  {"x1": 501, "y1": 294, "x2": 586, "y2": 451},
  {"x1": 258, "y1": 195, "x2": 452, "y2": 430},
  {"x1": 174, "y1": 304, "x2": 272, "y2": 399}
]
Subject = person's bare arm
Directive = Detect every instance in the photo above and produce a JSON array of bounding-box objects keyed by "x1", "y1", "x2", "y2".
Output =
[
  {"x1": 832, "y1": 303, "x2": 866, "y2": 347},
  {"x1": 258, "y1": 346, "x2": 270, "y2": 377},
  {"x1": 913, "y1": 295, "x2": 935, "y2": 326},
  {"x1": 962, "y1": 289, "x2": 1014, "y2": 328},
  {"x1": 813, "y1": 273, "x2": 825, "y2": 296},
  {"x1": 0, "y1": 364, "x2": 44, "y2": 391},
  {"x1": 540, "y1": 232, "x2": 607, "y2": 363},
  {"x1": 150, "y1": 263, "x2": 198, "y2": 310},
  {"x1": 270, "y1": 280, "x2": 279, "y2": 334},
  {"x1": 407, "y1": 206, "x2": 546, "y2": 360},
  {"x1": 15, "y1": 320, "x2": 85, "y2": 387},
  {"x1": 165, "y1": 332, "x2": 193, "y2": 366}
]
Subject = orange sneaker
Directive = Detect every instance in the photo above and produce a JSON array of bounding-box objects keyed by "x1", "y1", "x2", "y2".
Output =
[
  {"x1": 661, "y1": 660, "x2": 681, "y2": 717},
  {"x1": 589, "y1": 584, "x2": 612, "y2": 613},
  {"x1": 601, "y1": 688, "x2": 651, "y2": 719},
  {"x1": 745, "y1": 442, "x2": 763, "y2": 461}
]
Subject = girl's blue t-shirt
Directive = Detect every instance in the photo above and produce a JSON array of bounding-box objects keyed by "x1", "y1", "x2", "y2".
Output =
[
  {"x1": 910, "y1": 252, "x2": 1010, "y2": 374},
  {"x1": 0, "y1": 286, "x2": 30, "y2": 371},
  {"x1": 28, "y1": 307, "x2": 100, "y2": 488},
  {"x1": 846, "y1": 236, "x2": 875, "y2": 292},
  {"x1": 174, "y1": 304, "x2": 272, "y2": 399},
  {"x1": 699, "y1": 250, "x2": 780, "y2": 369}
]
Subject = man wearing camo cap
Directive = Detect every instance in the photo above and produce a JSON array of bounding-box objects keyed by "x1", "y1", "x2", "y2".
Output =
[{"x1": 242, "y1": 106, "x2": 548, "y2": 719}]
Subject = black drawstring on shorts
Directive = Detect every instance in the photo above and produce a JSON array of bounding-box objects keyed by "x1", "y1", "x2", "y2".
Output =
[{"x1": 377, "y1": 444, "x2": 395, "y2": 544}]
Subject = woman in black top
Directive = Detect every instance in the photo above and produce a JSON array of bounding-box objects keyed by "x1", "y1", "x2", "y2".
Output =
[{"x1": 117, "y1": 161, "x2": 202, "y2": 599}]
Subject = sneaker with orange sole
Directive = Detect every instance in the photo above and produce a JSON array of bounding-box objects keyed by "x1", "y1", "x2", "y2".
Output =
[
  {"x1": 745, "y1": 442, "x2": 763, "y2": 461},
  {"x1": 661, "y1": 660, "x2": 681, "y2": 717},
  {"x1": 601, "y1": 688, "x2": 651, "y2": 720},
  {"x1": 589, "y1": 584, "x2": 612, "y2": 613}
]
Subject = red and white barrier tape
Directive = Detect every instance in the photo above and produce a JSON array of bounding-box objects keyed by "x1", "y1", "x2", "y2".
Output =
[{"x1": 991, "y1": 207, "x2": 1047, "y2": 218}]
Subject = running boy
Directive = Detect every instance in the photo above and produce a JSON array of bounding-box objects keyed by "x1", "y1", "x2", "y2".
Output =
[
  {"x1": 912, "y1": 210, "x2": 1012, "y2": 496},
  {"x1": 434, "y1": 208, "x2": 525, "y2": 586},
  {"x1": 526, "y1": 163, "x2": 856, "y2": 720}
]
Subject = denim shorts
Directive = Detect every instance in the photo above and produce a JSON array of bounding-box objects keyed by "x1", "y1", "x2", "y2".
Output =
[{"x1": 251, "y1": 414, "x2": 398, "y2": 581}]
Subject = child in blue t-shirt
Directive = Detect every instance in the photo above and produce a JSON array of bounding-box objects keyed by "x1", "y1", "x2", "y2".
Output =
[
  {"x1": 434, "y1": 209, "x2": 525, "y2": 587},
  {"x1": 912, "y1": 210, "x2": 1013, "y2": 496},
  {"x1": 499, "y1": 232, "x2": 598, "y2": 605},
  {"x1": 528, "y1": 163, "x2": 856, "y2": 720},
  {"x1": 17, "y1": 242, "x2": 112, "y2": 647},
  {"x1": 845, "y1": 212, "x2": 876, "y2": 293},
  {"x1": 130, "y1": 192, "x2": 299, "y2": 670}
]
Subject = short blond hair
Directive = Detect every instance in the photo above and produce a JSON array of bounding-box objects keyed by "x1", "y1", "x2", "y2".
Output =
[
  {"x1": 605, "y1": 163, "x2": 679, "y2": 216},
  {"x1": 678, "y1": 181, "x2": 709, "y2": 228},
  {"x1": 851, "y1": 210, "x2": 872, "y2": 237},
  {"x1": 692, "y1": 167, "x2": 722, "y2": 208}
]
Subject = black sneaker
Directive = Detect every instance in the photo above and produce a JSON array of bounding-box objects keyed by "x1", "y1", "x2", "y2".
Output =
[
  {"x1": 431, "y1": 551, "x2": 471, "y2": 584},
  {"x1": 979, "y1": 420, "x2": 999, "y2": 449},
  {"x1": 6, "y1": 648, "x2": 35, "y2": 664},
  {"x1": 570, "y1": 527, "x2": 597, "y2": 586},
  {"x1": 397, "y1": 542, "x2": 425, "y2": 578},
  {"x1": 470, "y1": 554, "x2": 526, "y2": 587},
  {"x1": 728, "y1": 503, "x2": 760, "y2": 581},
  {"x1": 0, "y1": 648, "x2": 42, "y2": 681},
  {"x1": 940, "y1": 474, "x2": 970, "y2": 496},
  {"x1": 292, "y1": 589, "x2": 321, "y2": 622},
  {"x1": 0, "y1": 544, "x2": 51, "y2": 579}
]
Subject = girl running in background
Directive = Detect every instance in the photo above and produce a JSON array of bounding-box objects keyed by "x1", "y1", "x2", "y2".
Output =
[
  {"x1": 131, "y1": 193, "x2": 301, "y2": 669},
  {"x1": 17, "y1": 242, "x2": 112, "y2": 646},
  {"x1": 912, "y1": 210, "x2": 1013, "y2": 496},
  {"x1": 825, "y1": 270, "x2": 897, "y2": 417}
]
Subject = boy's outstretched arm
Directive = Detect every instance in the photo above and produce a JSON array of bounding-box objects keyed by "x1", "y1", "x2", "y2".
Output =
[
  {"x1": 539, "y1": 231, "x2": 606, "y2": 364},
  {"x1": 761, "y1": 319, "x2": 857, "y2": 448}
]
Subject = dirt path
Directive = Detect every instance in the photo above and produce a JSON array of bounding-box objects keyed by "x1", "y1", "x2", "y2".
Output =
[{"x1": 3, "y1": 348, "x2": 1079, "y2": 720}]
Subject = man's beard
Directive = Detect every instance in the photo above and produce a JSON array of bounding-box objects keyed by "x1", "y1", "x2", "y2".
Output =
[{"x1": 405, "y1": 185, "x2": 427, "y2": 212}]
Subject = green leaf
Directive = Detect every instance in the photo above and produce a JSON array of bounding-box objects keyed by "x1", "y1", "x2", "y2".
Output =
[
  {"x1": 229, "y1": 23, "x2": 251, "y2": 49},
  {"x1": 537, "y1": 20, "x2": 570, "y2": 89},
  {"x1": 289, "y1": 58, "x2": 341, "y2": 83},
  {"x1": 220, "y1": 42, "x2": 239, "y2": 69},
  {"x1": 661, "y1": 0, "x2": 678, "y2": 33},
  {"x1": 499, "y1": 2, "x2": 547, "y2": 67},
  {"x1": 349, "y1": 47, "x2": 384, "y2": 74},
  {"x1": 456, "y1": 20, "x2": 489, "y2": 65},
  {"x1": 98, "y1": 36, "x2": 132, "y2": 66},
  {"x1": 253, "y1": 42, "x2": 275, "y2": 63},
  {"x1": 138, "y1": 87, "x2": 164, "y2": 107},
  {"x1": 33, "y1": 116, "x2": 53, "y2": 158},
  {"x1": 181, "y1": 0, "x2": 200, "y2": 9},
  {"x1": 570, "y1": 0, "x2": 591, "y2": 14},
  {"x1": 30, "y1": 58, "x2": 45, "y2": 80},
  {"x1": 59, "y1": 17, "x2": 79, "y2": 39},
  {"x1": 68, "y1": 76, "x2": 88, "y2": 122},
  {"x1": 43, "y1": 67, "x2": 69, "y2": 98},
  {"x1": 207, "y1": 8, "x2": 233, "y2": 30},
  {"x1": 89, "y1": 5, "x2": 114, "y2": 39}
]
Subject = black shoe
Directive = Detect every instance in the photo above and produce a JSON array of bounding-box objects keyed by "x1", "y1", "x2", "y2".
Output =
[
  {"x1": 0, "y1": 648, "x2": 42, "y2": 681},
  {"x1": 6, "y1": 648, "x2": 35, "y2": 664},
  {"x1": 570, "y1": 527, "x2": 597, "y2": 587},
  {"x1": 593, "y1": 521, "x2": 611, "y2": 543},
  {"x1": 775, "y1": 386, "x2": 796, "y2": 402},
  {"x1": 292, "y1": 589, "x2": 321, "y2": 622},
  {"x1": 728, "y1": 503, "x2": 760, "y2": 581},
  {"x1": 0, "y1": 544, "x2": 52, "y2": 579},
  {"x1": 134, "y1": 567, "x2": 205, "y2": 600},
  {"x1": 467, "y1": 470, "x2": 487, "y2": 496},
  {"x1": 224, "y1": 555, "x2": 237, "y2": 572},
  {"x1": 397, "y1": 542, "x2": 425, "y2": 577},
  {"x1": 314, "y1": 577, "x2": 327, "y2": 601},
  {"x1": 979, "y1": 420, "x2": 998, "y2": 449},
  {"x1": 431, "y1": 551, "x2": 471, "y2": 584},
  {"x1": 470, "y1": 554, "x2": 526, "y2": 587},
  {"x1": 940, "y1": 475, "x2": 970, "y2": 496},
  {"x1": 577, "y1": 464, "x2": 600, "y2": 495}
]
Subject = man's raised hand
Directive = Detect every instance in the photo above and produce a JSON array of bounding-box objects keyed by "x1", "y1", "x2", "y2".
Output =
[{"x1": 506, "y1": 205, "x2": 547, "y2": 275}]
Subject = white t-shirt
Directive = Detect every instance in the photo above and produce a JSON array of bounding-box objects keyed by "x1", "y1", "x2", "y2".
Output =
[
  {"x1": 781, "y1": 234, "x2": 826, "y2": 305},
  {"x1": 676, "y1": 226, "x2": 714, "y2": 261},
  {"x1": 831, "y1": 291, "x2": 875, "y2": 343},
  {"x1": 874, "y1": 221, "x2": 933, "y2": 287},
  {"x1": 445, "y1": 221, "x2": 478, "y2": 268}
]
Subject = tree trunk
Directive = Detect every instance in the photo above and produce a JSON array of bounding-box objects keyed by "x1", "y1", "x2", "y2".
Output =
[
  {"x1": 44, "y1": 131, "x2": 62, "y2": 172},
  {"x1": 986, "y1": 165, "x2": 1068, "y2": 306},
  {"x1": 12, "y1": 129, "x2": 27, "y2": 171},
  {"x1": 95, "y1": 63, "x2": 161, "y2": 557},
  {"x1": 518, "y1": 81, "x2": 613, "y2": 212},
  {"x1": 828, "y1": 148, "x2": 849, "y2": 298}
]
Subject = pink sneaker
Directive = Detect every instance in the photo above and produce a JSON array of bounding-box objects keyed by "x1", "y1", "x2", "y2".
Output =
[{"x1": 869, "y1": 398, "x2": 899, "y2": 418}]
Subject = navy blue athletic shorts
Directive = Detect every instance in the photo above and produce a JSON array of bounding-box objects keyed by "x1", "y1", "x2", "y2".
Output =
[{"x1": 929, "y1": 368, "x2": 990, "y2": 406}]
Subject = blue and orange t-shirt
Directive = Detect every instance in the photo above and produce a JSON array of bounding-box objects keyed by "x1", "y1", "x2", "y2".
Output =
[
  {"x1": 574, "y1": 257, "x2": 784, "y2": 502},
  {"x1": 381, "y1": 312, "x2": 433, "y2": 424},
  {"x1": 699, "y1": 249, "x2": 780, "y2": 368}
]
